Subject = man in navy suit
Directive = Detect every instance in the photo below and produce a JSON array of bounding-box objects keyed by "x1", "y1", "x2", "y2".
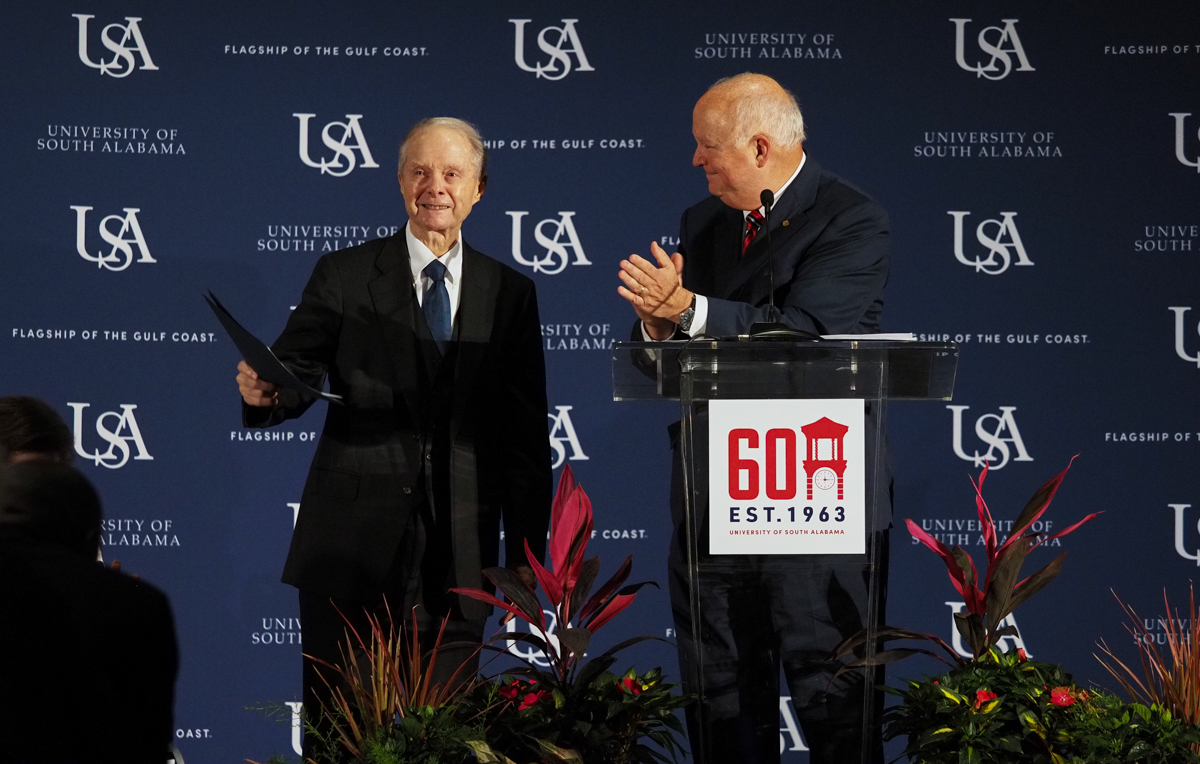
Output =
[{"x1": 618, "y1": 73, "x2": 890, "y2": 764}]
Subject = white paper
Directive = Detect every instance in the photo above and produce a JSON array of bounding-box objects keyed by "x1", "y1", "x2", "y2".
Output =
[{"x1": 819, "y1": 333, "x2": 917, "y2": 341}]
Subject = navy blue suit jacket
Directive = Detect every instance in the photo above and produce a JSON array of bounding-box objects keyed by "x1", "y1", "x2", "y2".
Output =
[{"x1": 680, "y1": 156, "x2": 889, "y2": 337}]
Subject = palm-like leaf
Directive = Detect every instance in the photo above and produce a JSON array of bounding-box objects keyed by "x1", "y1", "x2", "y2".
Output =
[
  {"x1": 456, "y1": 466, "x2": 654, "y2": 684},
  {"x1": 839, "y1": 458, "x2": 1098, "y2": 677}
]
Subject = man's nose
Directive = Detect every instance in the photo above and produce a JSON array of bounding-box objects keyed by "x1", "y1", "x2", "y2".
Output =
[{"x1": 692, "y1": 148, "x2": 704, "y2": 167}]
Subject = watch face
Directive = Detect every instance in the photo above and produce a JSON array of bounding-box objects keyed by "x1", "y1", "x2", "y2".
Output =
[{"x1": 814, "y1": 468, "x2": 836, "y2": 490}]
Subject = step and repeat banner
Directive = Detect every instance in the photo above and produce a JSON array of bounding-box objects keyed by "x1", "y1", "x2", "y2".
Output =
[{"x1": 2, "y1": 2, "x2": 1198, "y2": 760}]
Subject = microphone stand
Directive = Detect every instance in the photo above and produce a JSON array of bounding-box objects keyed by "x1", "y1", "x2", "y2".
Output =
[{"x1": 748, "y1": 187, "x2": 818, "y2": 340}]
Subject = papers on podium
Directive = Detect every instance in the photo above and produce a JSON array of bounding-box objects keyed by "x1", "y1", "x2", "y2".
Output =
[
  {"x1": 818, "y1": 333, "x2": 917, "y2": 341},
  {"x1": 204, "y1": 291, "x2": 343, "y2": 403}
]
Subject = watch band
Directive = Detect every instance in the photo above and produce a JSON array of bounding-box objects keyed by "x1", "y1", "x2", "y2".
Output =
[{"x1": 678, "y1": 294, "x2": 697, "y2": 333}]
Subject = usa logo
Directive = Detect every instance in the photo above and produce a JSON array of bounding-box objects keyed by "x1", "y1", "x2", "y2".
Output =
[
  {"x1": 1170, "y1": 113, "x2": 1200, "y2": 172},
  {"x1": 1171, "y1": 503, "x2": 1200, "y2": 564},
  {"x1": 505, "y1": 607, "x2": 570, "y2": 667},
  {"x1": 293, "y1": 113, "x2": 379, "y2": 177},
  {"x1": 70, "y1": 206, "x2": 155, "y2": 271},
  {"x1": 951, "y1": 19, "x2": 1034, "y2": 81},
  {"x1": 948, "y1": 405, "x2": 1033, "y2": 470},
  {"x1": 948, "y1": 211, "x2": 1033, "y2": 275},
  {"x1": 73, "y1": 14, "x2": 158, "y2": 77},
  {"x1": 1170, "y1": 307, "x2": 1200, "y2": 367},
  {"x1": 68, "y1": 402, "x2": 153, "y2": 469},
  {"x1": 548, "y1": 405, "x2": 588, "y2": 469},
  {"x1": 509, "y1": 19, "x2": 595, "y2": 80},
  {"x1": 946, "y1": 601, "x2": 1030, "y2": 657},
  {"x1": 508, "y1": 212, "x2": 592, "y2": 275}
]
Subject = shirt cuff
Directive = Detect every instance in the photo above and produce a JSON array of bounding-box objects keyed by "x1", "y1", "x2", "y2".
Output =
[{"x1": 683, "y1": 295, "x2": 709, "y2": 337}]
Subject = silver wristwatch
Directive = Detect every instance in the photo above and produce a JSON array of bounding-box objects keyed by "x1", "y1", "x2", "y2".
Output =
[{"x1": 678, "y1": 295, "x2": 697, "y2": 333}]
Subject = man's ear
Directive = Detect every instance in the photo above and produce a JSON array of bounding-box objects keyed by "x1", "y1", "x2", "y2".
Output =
[
  {"x1": 754, "y1": 135, "x2": 770, "y2": 168},
  {"x1": 477, "y1": 173, "x2": 488, "y2": 198}
]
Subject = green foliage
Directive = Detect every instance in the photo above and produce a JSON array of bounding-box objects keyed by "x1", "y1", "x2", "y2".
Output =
[
  {"x1": 249, "y1": 468, "x2": 690, "y2": 764},
  {"x1": 884, "y1": 649, "x2": 1200, "y2": 764},
  {"x1": 465, "y1": 667, "x2": 689, "y2": 764},
  {"x1": 351, "y1": 705, "x2": 480, "y2": 764}
]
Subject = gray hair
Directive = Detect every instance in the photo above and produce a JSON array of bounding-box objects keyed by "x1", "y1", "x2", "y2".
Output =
[
  {"x1": 397, "y1": 117, "x2": 488, "y2": 178},
  {"x1": 710, "y1": 73, "x2": 806, "y2": 148}
]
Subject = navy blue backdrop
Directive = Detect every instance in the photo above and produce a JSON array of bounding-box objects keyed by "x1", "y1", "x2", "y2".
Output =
[{"x1": 2, "y1": 2, "x2": 1199, "y2": 760}]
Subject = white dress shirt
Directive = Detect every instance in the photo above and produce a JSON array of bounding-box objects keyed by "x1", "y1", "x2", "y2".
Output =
[
  {"x1": 643, "y1": 153, "x2": 807, "y2": 340},
  {"x1": 407, "y1": 221, "x2": 464, "y2": 325}
]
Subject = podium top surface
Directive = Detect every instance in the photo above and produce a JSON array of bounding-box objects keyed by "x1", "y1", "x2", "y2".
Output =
[{"x1": 611, "y1": 340, "x2": 958, "y2": 401}]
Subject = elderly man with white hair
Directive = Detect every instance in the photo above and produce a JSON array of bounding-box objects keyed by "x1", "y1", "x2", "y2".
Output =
[
  {"x1": 237, "y1": 117, "x2": 552, "y2": 760},
  {"x1": 618, "y1": 73, "x2": 891, "y2": 764}
]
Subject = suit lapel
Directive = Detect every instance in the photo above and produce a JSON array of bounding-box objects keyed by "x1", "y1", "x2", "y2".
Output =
[
  {"x1": 717, "y1": 156, "x2": 822, "y2": 301},
  {"x1": 450, "y1": 244, "x2": 497, "y2": 436},
  {"x1": 367, "y1": 234, "x2": 425, "y2": 425}
]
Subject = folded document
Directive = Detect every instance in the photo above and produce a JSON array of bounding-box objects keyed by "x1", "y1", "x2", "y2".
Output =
[{"x1": 205, "y1": 291, "x2": 342, "y2": 403}]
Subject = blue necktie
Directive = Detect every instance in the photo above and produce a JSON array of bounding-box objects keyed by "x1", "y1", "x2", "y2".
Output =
[{"x1": 423, "y1": 259, "x2": 451, "y2": 354}]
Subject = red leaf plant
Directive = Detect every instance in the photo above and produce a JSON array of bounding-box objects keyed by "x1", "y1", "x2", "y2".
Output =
[
  {"x1": 831, "y1": 458, "x2": 1101, "y2": 673},
  {"x1": 451, "y1": 465, "x2": 658, "y2": 686}
]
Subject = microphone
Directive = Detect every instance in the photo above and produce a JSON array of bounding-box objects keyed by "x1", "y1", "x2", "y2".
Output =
[
  {"x1": 746, "y1": 187, "x2": 819, "y2": 340},
  {"x1": 759, "y1": 189, "x2": 776, "y2": 319}
]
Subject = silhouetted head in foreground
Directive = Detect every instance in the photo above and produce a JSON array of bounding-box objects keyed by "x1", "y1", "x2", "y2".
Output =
[
  {"x1": 0, "y1": 460, "x2": 101, "y2": 559},
  {"x1": 0, "y1": 395, "x2": 75, "y2": 464}
]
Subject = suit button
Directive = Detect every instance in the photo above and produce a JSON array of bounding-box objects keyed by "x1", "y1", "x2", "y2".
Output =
[
  {"x1": 403, "y1": 487, "x2": 412, "y2": 495},
  {"x1": 425, "y1": 453, "x2": 432, "y2": 461}
]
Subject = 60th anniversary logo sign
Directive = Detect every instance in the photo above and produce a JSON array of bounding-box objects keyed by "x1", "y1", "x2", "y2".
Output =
[{"x1": 708, "y1": 399, "x2": 865, "y2": 555}]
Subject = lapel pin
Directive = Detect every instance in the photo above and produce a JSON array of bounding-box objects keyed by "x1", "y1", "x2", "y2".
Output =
[{"x1": 782, "y1": 220, "x2": 790, "y2": 226}]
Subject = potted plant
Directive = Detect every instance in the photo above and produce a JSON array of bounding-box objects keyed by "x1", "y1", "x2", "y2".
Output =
[
  {"x1": 825, "y1": 459, "x2": 1200, "y2": 763},
  {"x1": 453, "y1": 465, "x2": 689, "y2": 764},
  {"x1": 249, "y1": 466, "x2": 689, "y2": 764}
]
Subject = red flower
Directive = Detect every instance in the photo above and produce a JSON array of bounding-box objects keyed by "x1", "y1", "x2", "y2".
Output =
[
  {"x1": 1017, "y1": 648, "x2": 1028, "y2": 663},
  {"x1": 1051, "y1": 687, "x2": 1075, "y2": 707},
  {"x1": 619, "y1": 677, "x2": 642, "y2": 695},
  {"x1": 518, "y1": 690, "x2": 552, "y2": 711},
  {"x1": 975, "y1": 689, "x2": 997, "y2": 708},
  {"x1": 501, "y1": 678, "x2": 537, "y2": 702}
]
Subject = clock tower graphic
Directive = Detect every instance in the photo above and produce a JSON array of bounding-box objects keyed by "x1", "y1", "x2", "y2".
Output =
[{"x1": 801, "y1": 417, "x2": 849, "y2": 500}]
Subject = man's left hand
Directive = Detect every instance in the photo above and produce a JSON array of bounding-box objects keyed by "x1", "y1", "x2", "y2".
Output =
[{"x1": 618, "y1": 242, "x2": 692, "y2": 321}]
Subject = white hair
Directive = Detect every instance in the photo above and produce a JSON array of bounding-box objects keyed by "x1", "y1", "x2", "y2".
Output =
[
  {"x1": 710, "y1": 74, "x2": 806, "y2": 147},
  {"x1": 397, "y1": 117, "x2": 488, "y2": 177}
]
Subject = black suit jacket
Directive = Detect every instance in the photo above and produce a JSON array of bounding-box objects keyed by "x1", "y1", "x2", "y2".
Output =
[
  {"x1": 244, "y1": 233, "x2": 552, "y2": 619},
  {"x1": 0, "y1": 527, "x2": 178, "y2": 764},
  {"x1": 681, "y1": 155, "x2": 889, "y2": 337}
]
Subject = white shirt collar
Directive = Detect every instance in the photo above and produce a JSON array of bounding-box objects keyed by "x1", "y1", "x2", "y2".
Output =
[
  {"x1": 744, "y1": 151, "x2": 807, "y2": 220},
  {"x1": 406, "y1": 221, "x2": 463, "y2": 286}
]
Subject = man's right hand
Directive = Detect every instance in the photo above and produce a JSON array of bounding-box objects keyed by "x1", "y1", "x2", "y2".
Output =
[
  {"x1": 237, "y1": 360, "x2": 279, "y2": 407},
  {"x1": 619, "y1": 242, "x2": 686, "y2": 340}
]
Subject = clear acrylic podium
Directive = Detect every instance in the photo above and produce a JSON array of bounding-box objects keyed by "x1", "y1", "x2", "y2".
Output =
[{"x1": 612, "y1": 340, "x2": 957, "y2": 764}]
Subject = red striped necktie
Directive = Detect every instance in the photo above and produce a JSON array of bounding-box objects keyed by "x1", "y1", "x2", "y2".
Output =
[{"x1": 742, "y1": 209, "x2": 765, "y2": 256}]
